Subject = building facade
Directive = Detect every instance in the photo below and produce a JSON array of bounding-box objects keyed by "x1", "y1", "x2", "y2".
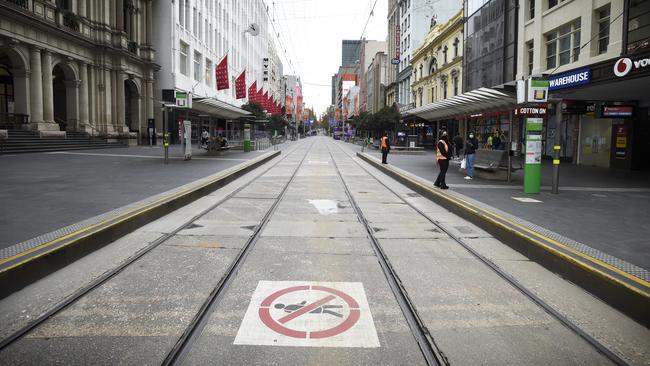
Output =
[
  {"x1": 152, "y1": 0, "x2": 274, "y2": 141},
  {"x1": 366, "y1": 52, "x2": 388, "y2": 114},
  {"x1": 0, "y1": 0, "x2": 156, "y2": 139},
  {"x1": 411, "y1": 10, "x2": 464, "y2": 108},
  {"x1": 385, "y1": 0, "x2": 399, "y2": 108},
  {"x1": 341, "y1": 40, "x2": 362, "y2": 66},
  {"x1": 358, "y1": 40, "x2": 387, "y2": 112}
]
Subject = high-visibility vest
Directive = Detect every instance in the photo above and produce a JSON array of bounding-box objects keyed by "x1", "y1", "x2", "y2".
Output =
[
  {"x1": 381, "y1": 136, "x2": 388, "y2": 150},
  {"x1": 436, "y1": 140, "x2": 448, "y2": 160}
]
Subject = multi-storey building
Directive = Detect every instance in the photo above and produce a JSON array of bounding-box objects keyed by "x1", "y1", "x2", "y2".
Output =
[
  {"x1": 359, "y1": 40, "x2": 387, "y2": 112},
  {"x1": 0, "y1": 0, "x2": 157, "y2": 139},
  {"x1": 396, "y1": 0, "x2": 462, "y2": 111},
  {"x1": 411, "y1": 10, "x2": 463, "y2": 108},
  {"x1": 153, "y1": 0, "x2": 275, "y2": 141},
  {"x1": 283, "y1": 74, "x2": 302, "y2": 123},
  {"x1": 366, "y1": 52, "x2": 388, "y2": 114},
  {"x1": 341, "y1": 40, "x2": 362, "y2": 66},
  {"x1": 385, "y1": 0, "x2": 399, "y2": 108},
  {"x1": 518, "y1": 0, "x2": 650, "y2": 170}
]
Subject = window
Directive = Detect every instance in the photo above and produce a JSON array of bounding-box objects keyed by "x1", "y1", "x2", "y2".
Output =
[
  {"x1": 419, "y1": 64, "x2": 423, "y2": 79},
  {"x1": 443, "y1": 79, "x2": 448, "y2": 99},
  {"x1": 527, "y1": 40, "x2": 534, "y2": 75},
  {"x1": 179, "y1": 0, "x2": 185, "y2": 27},
  {"x1": 453, "y1": 75, "x2": 458, "y2": 96},
  {"x1": 193, "y1": 8, "x2": 198, "y2": 35},
  {"x1": 205, "y1": 59, "x2": 212, "y2": 86},
  {"x1": 193, "y1": 51, "x2": 201, "y2": 81},
  {"x1": 597, "y1": 4, "x2": 611, "y2": 54},
  {"x1": 443, "y1": 46, "x2": 448, "y2": 64},
  {"x1": 180, "y1": 41, "x2": 189, "y2": 76},
  {"x1": 429, "y1": 57, "x2": 437, "y2": 74},
  {"x1": 529, "y1": 0, "x2": 535, "y2": 19},
  {"x1": 545, "y1": 19, "x2": 581, "y2": 69},
  {"x1": 453, "y1": 38, "x2": 459, "y2": 58}
]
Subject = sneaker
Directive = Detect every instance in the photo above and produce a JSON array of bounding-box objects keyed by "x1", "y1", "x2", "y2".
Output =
[
  {"x1": 434, "y1": 182, "x2": 441, "y2": 188},
  {"x1": 464, "y1": 176, "x2": 473, "y2": 180}
]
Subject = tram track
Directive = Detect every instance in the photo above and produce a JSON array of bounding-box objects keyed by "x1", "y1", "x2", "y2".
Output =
[
  {"x1": 330, "y1": 140, "x2": 630, "y2": 366},
  {"x1": 0, "y1": 140, "x2": 309, "y2": 355},
  {"x1": 161, "y1": 140, "x2": 316, "y2": 365},
  {"x1": 325, "y1": 142, "x2": 449, "y2": 366}
]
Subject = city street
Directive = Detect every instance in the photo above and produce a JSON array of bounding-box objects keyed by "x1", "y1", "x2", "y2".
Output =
[{"x1": 0, "y1": 138, "x2": 647, "y2": 365}]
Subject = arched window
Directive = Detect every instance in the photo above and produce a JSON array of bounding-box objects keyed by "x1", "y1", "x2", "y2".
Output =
[{"x1": 429, "y1": 57, "x2": 437, "y2": 75}]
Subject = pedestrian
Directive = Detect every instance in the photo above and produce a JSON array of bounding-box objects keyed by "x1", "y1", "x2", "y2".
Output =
[
  {"x1": 434, "y1": 132, "x2": 451, "y2": 189},
  {"x1": 464, "y1": 132, "x2": 478, "y2": 180},
  {"x1": 453, "y1": 133, "x2": 463, "y2": 159},
  {"x1": 493, "y1": 132, "x2": 501, "y2": 150},
  {"x1": 486, "y1": 133, "x2": 493, "y2": 150},
  {"x1": 380, "y1": 132, "x2": 390, "y2": 164},
  {"x1": 201, "y1": 128, "x2": 209, "y2": 148}
]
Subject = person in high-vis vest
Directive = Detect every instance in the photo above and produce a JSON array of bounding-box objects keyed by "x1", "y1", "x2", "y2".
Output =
[
  {"x1": 380, "y1": 132, "x2": 390, "y2": 164},
  {"x1": 434, "y1": 132, "x2": 451, "y2": 189}
]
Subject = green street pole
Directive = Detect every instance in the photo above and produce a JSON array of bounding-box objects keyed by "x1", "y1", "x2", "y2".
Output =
[{"x1": 523, "y1": 117, "x2": 543, "y2": 194}]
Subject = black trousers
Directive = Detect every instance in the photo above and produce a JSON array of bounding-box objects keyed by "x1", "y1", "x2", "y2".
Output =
[
  {"x1": 381, "y1": 150, "x2": 388, "y2": 164},
  {"x1": 435, "y1": 159, "x2": 449, "y2": 187}
]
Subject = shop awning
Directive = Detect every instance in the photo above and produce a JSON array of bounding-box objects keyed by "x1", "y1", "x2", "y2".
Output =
[
  {"x1": 192, "y1": 98, "x2": 252, "y2": 119},
  {"x1": 403, "y1": 87, "x2": 517, "y2": 121}
]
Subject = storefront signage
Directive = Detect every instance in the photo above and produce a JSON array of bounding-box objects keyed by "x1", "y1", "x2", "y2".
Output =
[
  {"x1": 514, "y1": 106, "x2": 547, "y2": 116},
  {"x1": 601, "y1": 105, "x2": 634, "y2": 117},
  {"x1": 527, "y1": 79, "x2": 549, "y2": 102},
  {"x1": 548, "y1": 68, "x2": 591, "y2": 90},
  {"x1": 614, "y1": 56, "x2": 650, "y2": 77},
  {"x1": 615, "y1": 125, "x2": 627, "y2": 159},
  {"x1": 395, "y1": 25, "x2": 401, "y2": 59}
]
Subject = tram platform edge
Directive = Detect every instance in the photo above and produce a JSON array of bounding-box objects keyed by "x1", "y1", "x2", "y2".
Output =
[{"x1": 0, "y1": 150, "x2": 281, "y2": 299}]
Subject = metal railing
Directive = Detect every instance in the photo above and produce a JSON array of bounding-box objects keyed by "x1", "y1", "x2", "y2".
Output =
[{"x1": 3, "y1": 0, "x2": 28, "y2": 9}]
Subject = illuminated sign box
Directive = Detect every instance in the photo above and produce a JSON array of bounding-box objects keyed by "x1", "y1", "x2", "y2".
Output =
[
  {"x1": 548, "y1": 68, "x2": 591, "y2": 90},
  {"x1": 600, "y1": 105, "x2": 635, "y2": 118}
]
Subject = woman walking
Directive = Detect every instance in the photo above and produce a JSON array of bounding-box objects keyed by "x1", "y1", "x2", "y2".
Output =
[{"x1": 434, "y1": 132, "x2": 451, "y2": 189}]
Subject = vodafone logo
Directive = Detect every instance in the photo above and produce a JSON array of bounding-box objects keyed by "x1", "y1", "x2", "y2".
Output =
[
  {"x1": 614, "y1": 58, "x2": 632, "y2": 77},
  {"x1": 614, "y1": 56, "x2": 650, "y2": 77}
]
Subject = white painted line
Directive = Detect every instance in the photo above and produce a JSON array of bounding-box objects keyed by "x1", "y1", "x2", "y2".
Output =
[
  {"x1": 45, "y1": 151, "x2": 248, "y2": 161},
  {"x1": 234, "y1": 281, "x2": 379, "y2": 348},
  {"x1": 307, "y1": 160, "x2": 329, "y2": 165},
  {"x1": 512, "y1": 197, "x2": 543, "y2": 203}
]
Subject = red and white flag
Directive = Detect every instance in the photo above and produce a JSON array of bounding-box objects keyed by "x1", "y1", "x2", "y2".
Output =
[
  {"x1": 235, "y1": 70, "x2": 246, "y2": 99},
  {"x1": 248, "y1": 81, "x2": 257, "y2": 104},
  {"x1": 216, "y1": 54, "x2": 229, "y2": 90}
]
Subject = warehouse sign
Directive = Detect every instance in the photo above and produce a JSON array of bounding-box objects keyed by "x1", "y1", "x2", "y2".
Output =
[{"x1": 548, "y1": 68, "x2": 591, "y2": 90}]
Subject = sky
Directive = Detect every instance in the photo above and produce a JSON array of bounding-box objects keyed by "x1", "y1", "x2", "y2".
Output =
[{"x1": 266, "y1": 0, "x2": 388, "y2": 116}]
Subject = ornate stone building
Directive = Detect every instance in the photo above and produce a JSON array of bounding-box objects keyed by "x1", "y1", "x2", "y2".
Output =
[{"x1": 0, "y1": 0, "x2": 156, "y2": 139}]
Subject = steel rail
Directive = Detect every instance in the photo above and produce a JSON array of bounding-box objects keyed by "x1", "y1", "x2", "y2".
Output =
[
  {"x1": 325, "y1": 142, "x2": 449, "y2": 366},
  {"x1": 163, "y1": 140, "x2": 317, "y2": 366},
  {"x1": 0, "y1": 141, "x2": 305, "y2": 353},
  {"x1": 332, "y1": 141, "x2": 630, "y2": 366}
]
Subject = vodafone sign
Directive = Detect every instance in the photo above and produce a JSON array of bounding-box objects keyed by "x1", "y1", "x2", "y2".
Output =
[{"x1": 614, "y1": 56, "x2": 650, "y2": 77}]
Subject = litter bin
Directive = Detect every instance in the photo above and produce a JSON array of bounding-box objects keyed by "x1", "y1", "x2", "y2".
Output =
[{"x1": 243, "y1": 123, "x2": 252, "y2": 152}]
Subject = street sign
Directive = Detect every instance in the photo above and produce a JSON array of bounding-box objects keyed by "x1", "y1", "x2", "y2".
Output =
[
  {"x1": 234, "y1": 281, "x2": 379, "y2": 347},
  {"x1": 175, "y1": 91, "x2": 191, "y2": 108},
  {"x1": 391, "y1": 58, "x2": 400, "y2": 65}
]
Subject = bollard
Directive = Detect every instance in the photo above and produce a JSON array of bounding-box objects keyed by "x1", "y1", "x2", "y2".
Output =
[{"x1": 552, "y1": 145, "x2": 560, "y2": 194}]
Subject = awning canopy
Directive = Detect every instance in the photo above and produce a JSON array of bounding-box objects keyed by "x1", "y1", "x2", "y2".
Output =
[
  {"x1": 403, "y1": 87, "x2": 517, "y2": 120},
  {"x1": 192, "y1": 98, "x2": 252, "y2": 119}
]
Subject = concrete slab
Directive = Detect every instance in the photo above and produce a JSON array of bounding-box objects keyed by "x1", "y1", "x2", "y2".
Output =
[
  {"x1": 262, "y1": 220, "x2": 368, "y2": 238},
  {"x1": 254, "y1": 237, "x2": 374, "y2": 256}
]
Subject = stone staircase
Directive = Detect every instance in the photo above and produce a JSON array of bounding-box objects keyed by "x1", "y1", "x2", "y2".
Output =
[{"x1": 0, "y1": 130, "x2": 127, "y2": 154}]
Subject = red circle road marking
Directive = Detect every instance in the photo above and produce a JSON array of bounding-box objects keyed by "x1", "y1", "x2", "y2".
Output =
[{"x1": 258, "y1": 285, "x2": 360, "y2": 339}]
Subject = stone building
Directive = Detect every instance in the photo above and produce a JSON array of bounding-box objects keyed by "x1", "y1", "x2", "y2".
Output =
[{"x1": 0, "y1": 0, "x2": 157, "y2": 140}]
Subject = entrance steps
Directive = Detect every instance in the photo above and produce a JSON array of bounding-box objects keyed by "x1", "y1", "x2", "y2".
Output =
[{"x1": 0, "y1": 130, "x2": 126, "y2": 154}]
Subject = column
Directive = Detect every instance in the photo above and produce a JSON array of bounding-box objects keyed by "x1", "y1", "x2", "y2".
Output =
[
  {"x1": 29, "y1": 47, "x2": 43, "y2": 124},
  {"x1": 79, "y1": 0, "x2": 86, "y2": 18},
  {"x1": 145, "y1": 73, "x2": 154, "y2": 122},
  {"x1": 41, "y1": 50, "x2": 54, "y2": 123},
  {"x1": 88, "y1": 65, "x2": 96, "y2": 130},
  {"x1": 145, "y1": 0, "x2": 152, "y2": 46},
  {"x1": 78, "y1": 62, "x2": 89, "y2": 127},
  {"x1": 104, "y1": 68, "x2": 112, "y2": 131},
  {"x1": 115, "y1": 71, "x2": 125, "y2": 131},
  {"x1": 116, "y1": 0, "x2": 124, "y2": 31}
]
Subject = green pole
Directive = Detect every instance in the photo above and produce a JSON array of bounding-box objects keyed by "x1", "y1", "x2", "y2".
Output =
[{"x1": 523, "y1": 117, "x2": 543, "y2": 194}]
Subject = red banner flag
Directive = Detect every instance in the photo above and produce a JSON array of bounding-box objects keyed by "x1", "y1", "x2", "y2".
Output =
[
  {"x1": 216, "y1": 55, "x2": 229, "y2": 90},
  {"x1": 263, "y1": 91, "x2": 269, "y2": 110},
  {"x1": 248, "y1": 81, "x2": 257, "y2": 104},
  {"x1": 235, "y1": 70, "x2": 246, "y2": 99},
  {"x1": 257, "y1": 87, "x2": 264, "y2": 107}
]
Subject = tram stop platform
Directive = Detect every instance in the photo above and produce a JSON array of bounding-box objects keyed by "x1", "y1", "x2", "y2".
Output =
[{"x1": 356, "y1": 143, "x2": 650, "y2": 322}]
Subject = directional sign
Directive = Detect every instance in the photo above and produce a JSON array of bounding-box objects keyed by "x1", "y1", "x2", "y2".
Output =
[{"x1": 234, "y1": 281, "x2": 379, "y2": 347}]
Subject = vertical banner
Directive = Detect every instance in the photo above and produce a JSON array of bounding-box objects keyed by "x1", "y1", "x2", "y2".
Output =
[
  {"x1": 235, "y1": 70, "x2": 246, "y2": 99},
  {"x1": 248, "y1": 81, "x2": 257, "y2": 104},
  {"x1": 216, "y1": 55, "x2": 229, "y2": 90},
  {"x1": 257, "y1": 87, "x2": 264, "y2": 107},
  {"x1": 285, "y1": 95, "x2": 293, "y2": 115},
  {"x1": 263, "y1": 91, "x2": 269, "y2": 110}
]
